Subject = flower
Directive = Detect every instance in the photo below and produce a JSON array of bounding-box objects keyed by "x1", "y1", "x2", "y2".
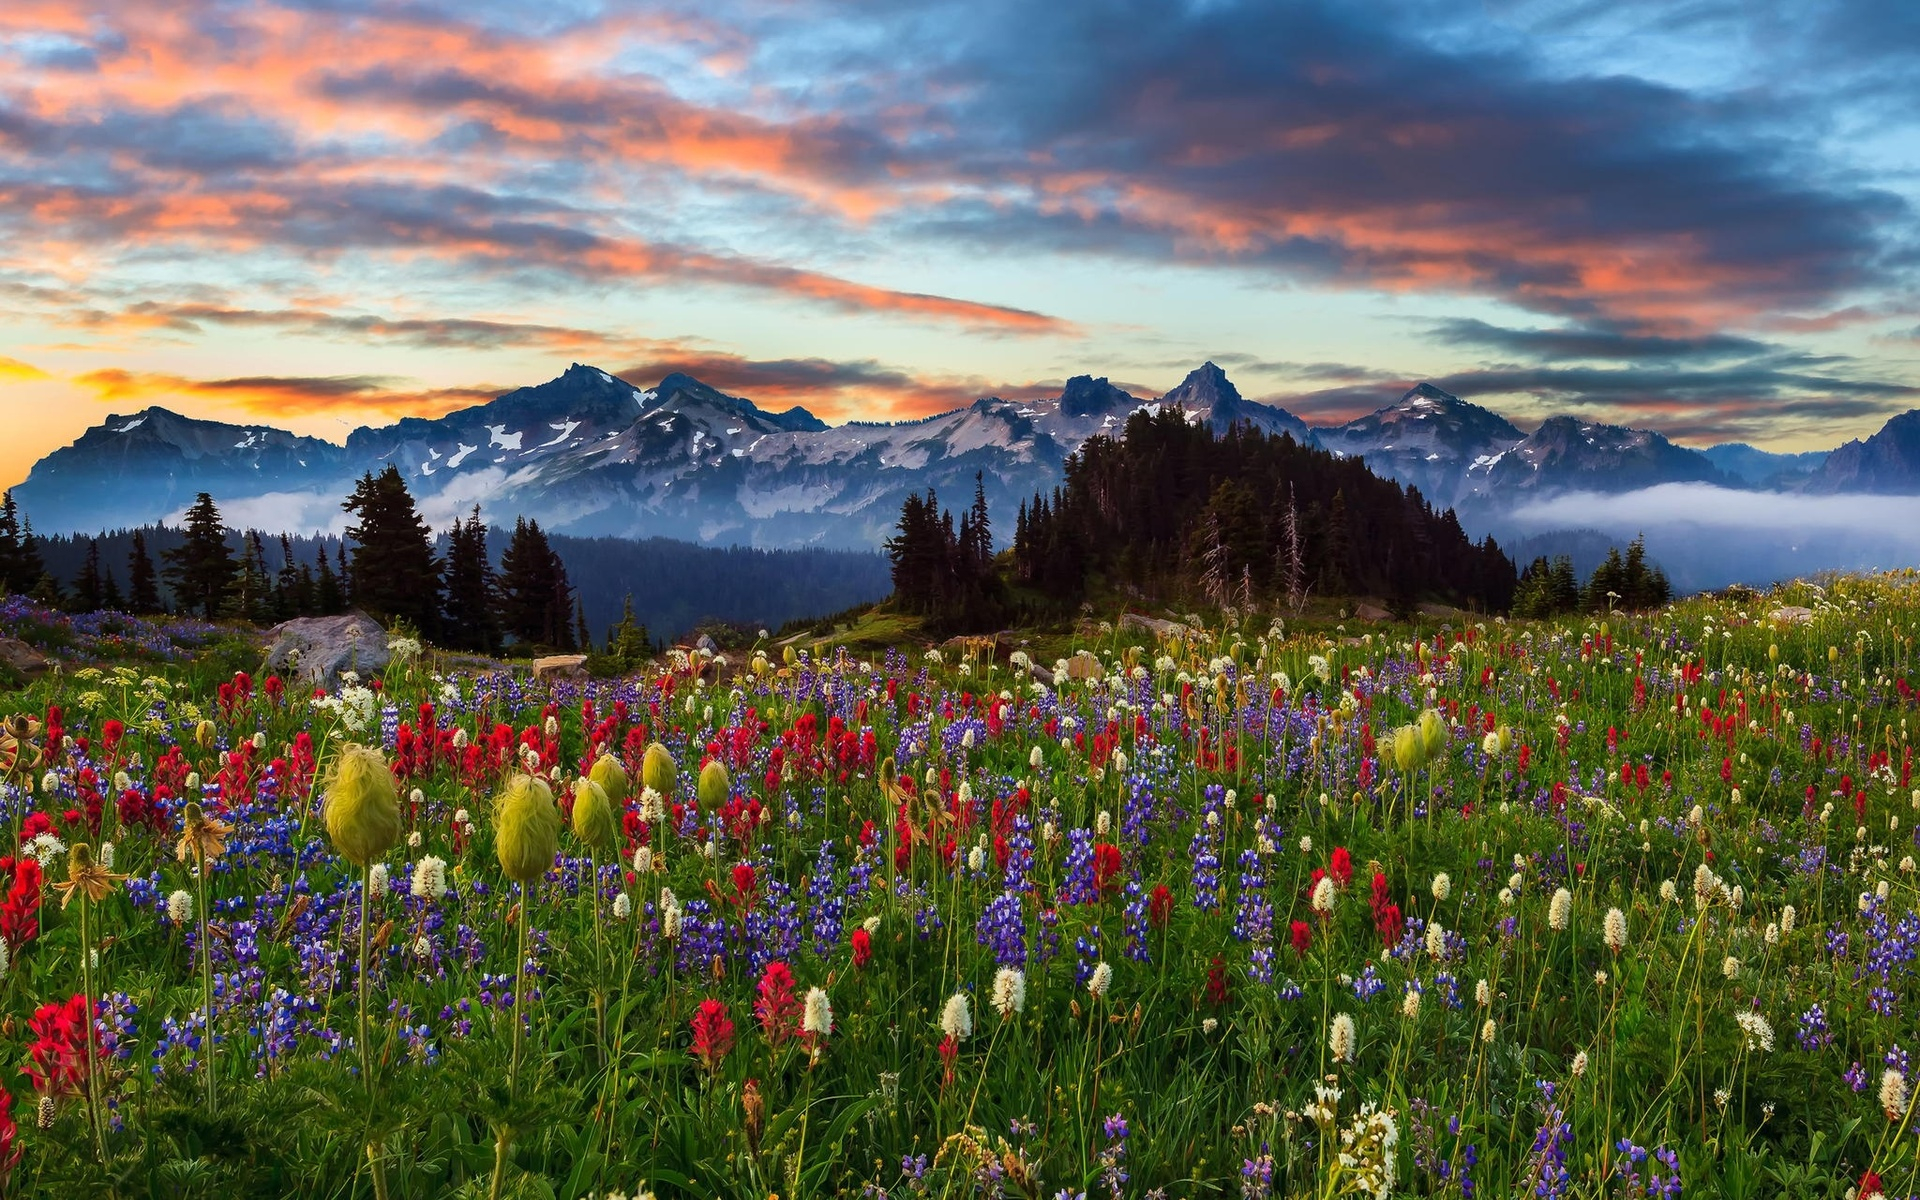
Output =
[
  {"x1": 612, "y1": 893, "x2": 632, "y2": 920},
  {"x1": 1311, "y1": 876, "x2": 1336, "y2": 915},
  {"x1": 324, "y1": 744, "x2": 402, "y2": 867},
  {"x1": 940, "y1": 992, "x2": 973, "y2": 1040},
  {"x1": 697, "y1": 760, "x2": 730, "y2": 809},
  {"x1": 1329, "y1": 1013, "x2": 1356, "y2": 1063},
  {"x1": 1572, "y1": 1050, "x2": 1588, "y2": 1077},
  {"x1": 1603, "y1": 908, "x2": 1628, "y2": 953},
  {"x1": 572, "y1": 778, "x2": 617, "y2": 852},
  {"x1": 1088, "y1": 961, "x2": 1113, "y2": 998},
  {"x1": 1431, "y1": 873, "x2": 1450, "y2": 902},
  {"x1": 1548, "y1": 888, "x2": 1573, "y2": 931},
  {"x1": 1402, "y1": 989, "x2": 1421, "y2": 1020},
  {"x1": 1735, "y1": 1011, "x2": 1774, "y2": 1052},
  {"x1": 1882, "y1": 1068, "x2": 1908, "y2": 1119},
  {"x1": 411, "y1": 856, "x2": 449, "y2": 901},
  {"x1": 1722, "y1": 956, "x2": 1741, "y2": 980},
  {"x1": 992, "y1": 967, "x2": 1026, "y2": 1017},
  {"x1": 689, "y1": 999, "x2": 734, "y2": 1070},
  {"x1": 53, "y1": 843, "x2": 126, "y2": 909},
  {"x1": 494, "y1": 773, "x2": 562, "y2": 884},
  {"x1": 174, "y1": 801, "x2": 233, "y2": 866},
  {"x1": 368, "y1": 862, "x2": 389, "y2": 899},
  {"x1": 641, "y1": 743, "x2": 677, "y2": 796},
  {"x1": 797, "y1": 987, "x2": 832, "y2": 1040},
  {"x1": 1425, "y1": 922, "x2": 1447, "y2": 961}
]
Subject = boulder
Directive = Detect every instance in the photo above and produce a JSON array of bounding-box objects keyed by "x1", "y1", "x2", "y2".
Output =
[
  {"x1": 264, "y1": 612, "x2": 390, "y2": 688},
  {"x1": 1119, "y1": 613, "x2": 1189, "y2": 639},
  {"x1": 1353, "y1": 602, "x2": 1392, "y2": 623},
  {"x1": 0, "y1": 638, "x2": 50, "y2": 679},
  {"x1": 1065, "y1": 651, "x2": 1105, "y2": 681},
  {"x1": 1768, "y1": 605, "x2": 1815, "y2": 626},
  {"x1": 533, "y1": 654, "x2": 589, "y2": 682}
]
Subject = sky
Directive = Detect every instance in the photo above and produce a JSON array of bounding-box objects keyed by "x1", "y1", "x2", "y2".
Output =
[{"x1": 3, "y1": 0, "x2": 1919, "y2": 491}]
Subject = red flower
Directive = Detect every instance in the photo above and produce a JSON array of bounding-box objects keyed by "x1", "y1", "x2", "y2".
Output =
[
  {"x1": 851, "y1": 926, "x2": 873, "y2": 969},
  {"x1": 689, "y1": 998, "x2": 735, "y2": 1070},
  {"x1": 25, "y1": 994, "x2": 97, "y2": 1096},
  {"x1": 1376, "y1": 903, "x2": 1404, "y2": 948},
  {"x1": 1148, "y1": 884, "x2": 1173, "y2": 928},
  {"x1": 1091, "y1": 842, "x2": 1124, "y2": 894},
  {"x1": 1290, "y1": 920, "x2": 1312, "y2": 956},
  {"x1": 1, "y1": 857, "x2": 42, "y2": 950},
  {"x1": 731, "y1": 863, "x2": 758, "y2": 907},
  {"x1": 754, "y1": 961, "x2": 801, "y2": 1045},
  {"x1": 937, "y1": 1033, "x2": 959, "y2": 1087},
  {"x1": 1860, "y1": 1171, "x2": 1883, "y2": 1198},
  {"x1": 1329, "y1": 846, "x2": 1353, "y2": 888},
  {"x1": 1205, "y1": 957, "x2": 1231, "y2": 1007}
]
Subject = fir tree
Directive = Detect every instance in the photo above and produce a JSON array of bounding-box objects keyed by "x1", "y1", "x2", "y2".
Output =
[
  {"x1": 0, "y1": 491, "x2": 20, "y2": 593},
  {"x1": 127, "y1": 530, "x2": 162, "y2": 614},
  {"x1": 102, "y1": 568, "x2": 124, "y2": 612},
  {"x1": 230, "y1": 530, "x2": 273, "y2": 623},
  {"x1": 71, "y1": 538, "x2": 105, "y2": 613},
  {"x1": 499, "y1": 517, "x2": 573, "y2": 650},
  {"x1": 315, "y1": 545, "x2": 343, "y2": 614},
  {"x1": 275, "y1": 534, "x2": 304, "y2": 620},
  {"x1": 440, "y1": 508, "x2": 498, "y2": 653},
  {"x1": 163, "y1": 493, "x2": 238, "y2": 620},
  {"x1": 341, "y1": 467, "x2": 442, "y2": 634}
]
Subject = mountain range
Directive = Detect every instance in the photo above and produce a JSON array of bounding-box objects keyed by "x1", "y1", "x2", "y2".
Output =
[{"x1": 14, "y1": 361, "x2": 1920, "y2": 550}]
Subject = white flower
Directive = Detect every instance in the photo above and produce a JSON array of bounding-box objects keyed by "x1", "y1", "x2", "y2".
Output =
[
  {"x1": 613, "y1": 893, "x2": 632, "y2": 920},
  {"x1": 1402, "y1": 989, "x2": 1421, "y2": 1020},
  {"x1": 1475, "y1": 979, "x2": 1491, "y2": 1007},
  {"x1": 1425, "y1": 923, "x2": 1447, "y2": 962},
  {"x1": 1780, "y1": 905, "x2": 1796, "y2": 935},
  {"x1": 1722, "y1": 955, "x2": 1741, "y2": 979},
  {"x1": 1660, "y1": 879, "x2": 1678, "y2": 903},
  {"x1": 992, "y1": 967, "x2": 1026, "y2": 1017},
  {"x1": 1481, "y1": 1018, "x2": 1496, "y2": 1044},
  {"x1": 862, "y1": 915, "x2": 882, "y2": 934},
  {"x1": 1430, "y1": 873, "x2": 1450, "y2": 902},
  {"x1": 1202, "y1": 1017, "x2": 1219, "y2": 1035},
  {"x1": 1329, "y1": 1012, "x2": 1356, "y2": 1062},
  {"x1": 1571, "y1": 1050, "x2": 1588, "y2": 1077},
  {"x1": 97, "y1": 842, "x2": 114, "y2": 870},
  {"x1": 659, "y1": 888, "x2": 682, "y2": 939},
  {"x1": 368, "y1": 863, "x2": 389, "y2": 899},
  {"x1": 940, "y1": 992, "x2": 973, "y2": 1040},
  {"x1": 802, "y1": 987, "x2": 832, "y2": 1037},
  {"x1": 1311, "y1": 875, "x2": 1337, "y2": 914},
  {"x1": 1603, "y1": 908, "x2": 1628, "y2": 953},
  {"x1": 168, "y1": 890, "x2": 194, "y2": 924},
  {"x1": 1883, "y1": 1068, "x2": 1909, "y2": 1118},
  {"x1": 24, "y1": 833, "x2": 65, "y2": 868},
  {"x1": 1299, "y1": 835, "x2": 1313, "y2": 855},
  {"x1": 1735, "y1": 1011, "x2": 1774, "y2": 1052},
  {"x1": 411, "y1": 856, "x2": 449, "y2": 901},
  {"x1": 967, "y1": 845, "x2": 986, "y2": 873},
  {"x1": 634, "y1": 846, "x2": 654, "y2": 875},
  {"x1": 1548, "y1": 888, "x2": 1573, "y2": 931},
  {"x1": 407, "y1": 830, "x2": 423, "y2": 850},
  {"x1": 1088, "y1": 961, "x2": 1112, "y2": 998},
  {"x1": 412, "y1": 935, "x2": 432, "y2": 958}
]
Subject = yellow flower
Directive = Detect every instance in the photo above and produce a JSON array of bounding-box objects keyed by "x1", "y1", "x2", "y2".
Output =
[
  {"x1": 175, "y1": 801, "x2": 234, "y2": 865},
  {"x1": 54, "y1": 843, "x2": 127, "y2": 909}
]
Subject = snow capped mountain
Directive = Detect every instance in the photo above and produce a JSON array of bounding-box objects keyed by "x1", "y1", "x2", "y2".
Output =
[
  {"x1": 1316, "y1": 383, "x2": 1524, "y2": 506},
  {"x1": 1700, "y1": 443, "x2": 1828, "y2": 488},
  {"x1": 9, "y1": 359, "x2": 1873, "y2": 548},
  {"x1": 1458, "y1": 414, "x2": 1728, "y2": 510},
  {"x1": 1804, "y1": 409, "x2": 1920, "y2": 494}
]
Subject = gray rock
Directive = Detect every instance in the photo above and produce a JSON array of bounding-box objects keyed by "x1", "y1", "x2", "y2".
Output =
[
  {"x1": 0, "y1": 638, "x2": 50, "y2": 679},
  {"x1": 265, "y1": 612, "x2": 390, "y2": 688},
  {"x1": 1768, "y1": 605, "x2": 1814, "y2": 625},
  {"x1": 533, "y1": 654, "x2": 589, "y2": 682},
  {"x1": 1119, "y1": 613, "x2": 1189, "y2": 638}
]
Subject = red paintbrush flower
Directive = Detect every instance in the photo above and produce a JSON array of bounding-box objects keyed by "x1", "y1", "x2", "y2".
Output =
[
  {"x1": 689, "y1": 998, "x2": 735, "y2": 1071},
  {"x1": 754, "y1": 961, "x2": 801, "y2": 1045}
]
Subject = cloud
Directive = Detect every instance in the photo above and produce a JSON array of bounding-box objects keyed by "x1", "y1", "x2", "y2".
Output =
[
  {"x1": 0, "y1": 355, "x2": 49, "y2": 381},
  {"x1": 1497, "y1": 482, "x2": 1920, "y2": 590},
  {"x1": 73, "y1": 368, "x2": 498, "y2": 420},
  {"x1": 1429, "y1": 319, "x2": 1775, "y2": 362},
  {"x1": 613, "y1": 351, "x2": 1035, "y2": 420},
  {"x1": 79, "y1": 302, "x2": 632, "y2": 353}
]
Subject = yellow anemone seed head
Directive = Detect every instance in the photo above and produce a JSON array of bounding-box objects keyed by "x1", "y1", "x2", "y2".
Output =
[
  {"x1": 1393, "y1": 725, "x2": 1423, "y2": 773},
  {"x1": 1419, "y1": 708, "x2": 1446, "y2": 760},
  {"x1": 698, "y1": 759, "x2": 731, "y2": 810},
  {"x1": 495, "y1": 773, "x2": 562, "y2": 884},
  {"x1": 587, "y1": 753, "x2": 630, "y2": 808},
  {"x1": 641, "y1": 742, "x2": 677, "y2": 796},
  {"x1": 324, "y1": 744, "x2": 402, "y2": 867},
  {"x1": 572, "y1": 777, "x2": 617, "y2": 852},
  {"x1": 194, "y1": 719, "x2": 216, "y2": 750}
]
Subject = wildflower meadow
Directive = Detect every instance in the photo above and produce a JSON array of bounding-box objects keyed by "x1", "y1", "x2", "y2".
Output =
[{"x1": 2, "y1": 572, "x2": 1920, "y2": 1198}]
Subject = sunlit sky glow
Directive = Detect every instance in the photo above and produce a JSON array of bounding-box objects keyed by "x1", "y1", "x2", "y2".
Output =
[{"x1": 3, "y1": 0, "x2": 1918, "y2": 489}]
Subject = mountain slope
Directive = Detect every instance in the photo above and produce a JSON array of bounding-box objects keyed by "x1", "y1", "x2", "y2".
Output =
[
  {"x1": 1316, "y1": 382, "x2": 1524, "y2": 506},
  {"x1": 1461, "y1": 415, "x2": 1729, "y2": 508},
  {"x1": 1805, "y1": 410, "x2": 1920, "y2": 494}
]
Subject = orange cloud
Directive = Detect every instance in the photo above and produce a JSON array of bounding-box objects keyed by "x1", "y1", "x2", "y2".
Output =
[
  {"x1": 73, "y1": 368, "x2": 497, "y2": 421},
  {"x1": 0, "y1": 355, "x2": 49, "y2": 381}
]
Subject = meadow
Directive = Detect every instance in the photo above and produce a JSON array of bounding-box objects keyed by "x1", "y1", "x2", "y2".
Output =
[{"x1": 0, "y1": 573, "x2": 1918, "y2": 1198}]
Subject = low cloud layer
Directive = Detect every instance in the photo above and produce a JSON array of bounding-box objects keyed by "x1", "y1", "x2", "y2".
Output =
[{"x1": 1497, "y1": 483, "x2": 1920, "y2": 591}]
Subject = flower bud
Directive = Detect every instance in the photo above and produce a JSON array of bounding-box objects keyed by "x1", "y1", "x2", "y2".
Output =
[
  {"x1": 588, "y1": 753, "x2": 630, "y2": 808},
  {"x1": 195, "y1": 719, "x2": 216, "y2": 749},
  {"x1": 1419, "y1": 709, "x2": 1446, "y2": 760},
  {"x1": 697, "y1": 759, "x2": 730, "y2": 809},
  {"x1": 324, "y1": 744, "x2": 402, "y2": 867},
  {"x1": 572, "y1": 777, "x2": 617, "y2": 852},
  {"x1": 1393, "y1": 725, "x2": 1422, "y2": 773},
  {"x1": 494, "y1": 773, "x2": 561, "y2": 884},
  {"x1": 641, "y1": 742, "x2": 677, "y2": 796}
]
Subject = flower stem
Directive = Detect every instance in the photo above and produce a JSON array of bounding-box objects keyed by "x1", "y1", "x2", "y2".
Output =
[
  {"x1": 490, "y1": 889, "x2": 530, "y2": 1200},
  {"x1": 196, "y1": 852, "x2": 215, "y2": 1115},
  {"x1": 359, "y1": 864, "x2": 389, "y2": 1200},
  {"x1": 78, "y1": 898, "x2": 105, "y2": 1162}
]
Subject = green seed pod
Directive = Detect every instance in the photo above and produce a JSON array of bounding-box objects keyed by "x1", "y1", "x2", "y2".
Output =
[
  {"x1": 641, "y1": 742, "x2": 677, "y2": 797},
  {"x1": 697, "y1": 759, "x2": 730, "y2": 809},
  {"x1": 572, "y1": 777, "x2": 617, "y2": 852},
  {"x1": 588, "y1": 753, "x2": 630, "y2": 809},
  {"x1": 495, "y1": 773, "x2": 561, "y2": 884},
  {"x1": 1392, "y1": 725, "x2": 1423, "y2": 773},
  {"x1": 325, "y1": 744, "x2": 402, "y2": 867},
  {"x1": 1419, "y1": 709, "x2": 1446, "y2": 760}
]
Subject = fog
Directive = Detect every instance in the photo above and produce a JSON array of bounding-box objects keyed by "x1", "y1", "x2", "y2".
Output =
[{"x1": 1490, "y1": 484, "x2": 1920, "y2": 593}]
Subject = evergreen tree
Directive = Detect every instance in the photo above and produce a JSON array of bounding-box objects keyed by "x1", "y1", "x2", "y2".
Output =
[
  {"x1": 71, "y1": 538, "x2": 105, "y2": 612},
  {"x1": 574, "y1": 595, "x2": 592, "y2": 653},
  {"x1": 102, "y1": 568, "x2": 125, "y2": 612},
  {"x1": 127, "y1": 530, "x2": 162, "y2": 614},
  {"x1": 499, "y1": 517, "x2": 573, "y2": 650},
  {"x1": 162, "y1": 493, "x2": 238, "y2": 620},
  {"x1": 441, "y1": 509, "x2": 498, "y2": 653},
  {"x1": 16, "y1": 520, "x2": 46, "y2": 596},
  {"x1": 28, "y1": 571, "x2": 62, "y2": 608},
  {"x1": 315, "y1": 545, "x2": 343, "y2": 614},
  {"x1": 229, "y1": 530, "x2": 273, "y2": 623},
  {"x1": 605, "y1": 594, "x2": 653, "y2": 666},
  {"x1": 0, "y1": 491, "x2": 20, "y2": 594},
  {"x1": 275, "y1": 534, "x2": 304, "y2": 620},
  {"x1": 336, "y1": 544, "x2": 351, "y2": 607},
  {"x1": 341, "y1": 467, "x2": 442, "y2": 634}
]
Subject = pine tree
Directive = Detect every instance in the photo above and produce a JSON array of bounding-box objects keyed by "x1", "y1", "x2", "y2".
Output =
[
  {"x1": 71, "y1": 538, "x2": 105, "y2": 612},
  {"x1": 16, "y1": 520, "x2": 46, "y2": 596},
  {"x1": 315, "y1": 545, "x2": 343, "y2": 614},
  {"x1": 275, "y1": 534, "x2": 304, "y2": 620},
  {"x1": 573, "y1": 595, "x2": 592, "y2": 653},
  {"x1": 163, "y1": 493, "x2": 238, "y2": 620},
  {"x1": 341, "y1": 467, "x2": 442, "y2": 635},
  {"x1": 0, "y1": 492, "x2": 23, "y2": 594},
  {"x1": 127, "y1": 530, "x2": 162, "y2": 614},
  {"x1": 441, "y1": 509, "x2": 498, "y2": 653},
  {"x1": 102, "y1": 568, "x2": 124, "y2": 612},
  {"x1": 229, "y1": 530, "x2": 273, "y2": 623},
  {"x1": 499, "y1": 518, "x2": 572, "y2": 650},
  {"x1": 606, "y1": 594, "x2": 652, "y2": 666}
]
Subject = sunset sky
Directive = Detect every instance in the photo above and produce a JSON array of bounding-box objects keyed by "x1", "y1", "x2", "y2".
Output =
[{"x1": 3, "y1": 0, "x2": 1918, "y2": 490}]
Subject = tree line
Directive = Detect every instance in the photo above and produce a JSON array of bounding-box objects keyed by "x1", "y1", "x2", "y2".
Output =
[
  {"x1": 1002, "y1": 407, "x2": 1516, "y2": 616},
  {"x1": 1511, "y1": 535, "x2": 1672, "y2": 618}
]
